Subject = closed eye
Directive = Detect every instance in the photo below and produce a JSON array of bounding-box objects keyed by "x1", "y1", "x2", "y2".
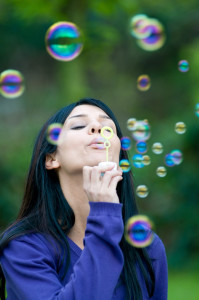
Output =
[{"x1": 71, "y1": 126, "x2": 85, "y2": 130}]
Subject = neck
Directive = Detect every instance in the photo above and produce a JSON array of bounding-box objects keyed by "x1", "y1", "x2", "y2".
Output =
[{"x1": 59, "y1": 171, "x2": 90, "y2": 249}]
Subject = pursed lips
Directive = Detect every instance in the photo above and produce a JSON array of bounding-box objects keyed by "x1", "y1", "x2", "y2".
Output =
[{"x1": 89, "y1": 137, "x2": 106, "y2": 149}]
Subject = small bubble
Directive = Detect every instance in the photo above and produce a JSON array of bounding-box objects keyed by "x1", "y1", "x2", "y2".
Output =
[
  {"x1": 152, "y1": 142, "x2": 163, "y2": 154},
  {"x1": 121, "y1": 137, "x2": 131, "y2": 150},
  {"x1": 136, "y1": 185, "x2": 149, "y2": 198},
  {"x1": 0, "y1": 69, "x2": 25, "y2": 98},
  {"x1": 178, "y1": 60, "x2": 189, "y2": 72},
  {"x1": 132, "y1": 154, "x2": 144, "y2": 168},
  {"x1": 175, "y1": 122, "x2": 186, "y2": 134},
  {"x1": 136, "y1": 141, "x2": 147, "y2": 154},
  {"x1": 137, "y1": 75, "x2": 151, "y2": 91},
  {"x1": 119, "y1": 159, "x2": 131, "y2": 172},
  {"x1": 170, "y1": 150, "x2": 183, "y2": 165},
  {"x1": 143, "y1": 155, "x2": 151, "y2": 166},
  {"x1": 156, "y1": 166, "x2": 167, "y2": 177},
  {"x1": 46, "y1": 123, "x2": 63, "y2": 145},
  {"x1": 127, "y1": 118, "x2": 137, "y2": 131},
  {"x1": 165, "y1": 153, "x2": 175, "y2": 167},
  {"x1": 195, "y1": 103, "x2": 199, "y2": 117}
]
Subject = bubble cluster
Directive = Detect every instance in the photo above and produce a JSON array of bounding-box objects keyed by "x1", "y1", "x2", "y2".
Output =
[
  {"x1": 46, "y1": 123, "x2": 63, "y2": 145},
  {"x1": 152, "y1": 142, "x2": 163, "y2": 154},
  {"x1": 156, "y1": 166, "x2": 167, "y2": 177},
  {"x1": 125, "y1": 215, "x2": 154, "y2": 248},
  {"x1": 137, "y1": 75, "x2": 151, "y2": 91},
  {"x1": 136, "y1": 185, "x2": 149, "y2": 198},
  {"x1": 131, "y1": 120, "x2": 151, "y2": 141},
  {"x1": 119, "y1": 159, "x2": 131, "y2": 172},
  {"x1": 130, "y1": 15, "x2": 166, "y2": 51},
  {"x1": 45, "y1": 21, "x2": 83, "y2": 61},
  {"x1": 0, "y1": 69, "x2": 25, "y2": 98},
  {"x1": 121, "y1": 137, "x2": 131, "y2": 150},
  {"x1": 165, "y1": 150, "x2": 183, "y2": 167},
  {"x1": 175, "y1": 122, "x2": 186, "y2": 134},
  {"x1": 136, "y1": 141, "x2": 147, "y2": 153},
  {"x1": 178, "y1": 60, "x2": 189, "y2": 72}
]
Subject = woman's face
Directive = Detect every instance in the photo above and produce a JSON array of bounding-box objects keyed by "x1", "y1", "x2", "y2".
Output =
[{"x1": 54, "y1": 104, "x2": 121, "y2": 175}]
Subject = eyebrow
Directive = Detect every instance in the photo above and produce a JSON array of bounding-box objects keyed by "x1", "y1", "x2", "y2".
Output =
[{"x1": 68, "y1": 114, "x2": 111, "y2": 120}]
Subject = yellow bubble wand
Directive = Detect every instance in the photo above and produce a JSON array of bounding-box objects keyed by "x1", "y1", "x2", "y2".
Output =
[{"x1": 100, "y1": 126, "x2": 113, "y2": 162}]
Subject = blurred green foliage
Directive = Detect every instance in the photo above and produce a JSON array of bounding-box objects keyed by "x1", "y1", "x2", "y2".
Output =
[{"x1": 0, "y1": 0, "x2": 199, "y2": 279}]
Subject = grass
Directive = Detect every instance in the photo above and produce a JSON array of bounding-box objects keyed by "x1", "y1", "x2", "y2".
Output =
[{"x1": 168, "y1": 270, "x2": 199, "y2": 300}]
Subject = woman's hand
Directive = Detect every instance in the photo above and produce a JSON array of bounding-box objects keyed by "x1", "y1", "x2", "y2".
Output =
[{"x1": 83, "y1": 164, "x2": 123, "y2": 204}]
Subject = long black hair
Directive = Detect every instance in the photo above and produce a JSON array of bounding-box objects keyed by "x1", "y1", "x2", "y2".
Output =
[{"x1": 0, "y1": 98, "x2": 155, "y2": 299}]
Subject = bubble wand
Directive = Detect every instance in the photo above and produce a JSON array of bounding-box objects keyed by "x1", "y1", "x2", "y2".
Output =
[
  {"x1": 100, "y1": 126, "x2": 113, "y2": 162},
  {"x1": 98, "y1": 126, "x2": 117, "y2": 171}
]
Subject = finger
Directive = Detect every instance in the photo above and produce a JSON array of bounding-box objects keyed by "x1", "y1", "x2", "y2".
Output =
[
  {"x1": 101, "y1": 170, "x2": 123, "y2": 190},
  {"x1": 90, "y1": 166, "x2": 102, "y2": 188},
  {"x1": 108, "y1": 175, "x2": 123, "y2": 192}
]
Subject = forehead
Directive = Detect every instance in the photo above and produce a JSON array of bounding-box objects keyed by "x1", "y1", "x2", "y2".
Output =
[{"x1": 67, "y1": 104, "x2": 108, "y2": 118}]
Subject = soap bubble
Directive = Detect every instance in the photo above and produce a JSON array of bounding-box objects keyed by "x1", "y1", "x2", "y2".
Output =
[
  {"x1": 156, "y1": 166, "x2": 167, "y2": 177},
  {"x1": 121, "y1": 137, "x2": 131, "y2": 150},
  {"x1": 132, "y1": 120, "x2": 151, "y2": 141},
  {"x1": 136, "y1": 141, "x2": 147, "y2": 154},
  {"x1": 136, "y1": 18, "x2": 166, "y2": 51},
  {"x1": 170, "y1": 150, "x2": 183, "y2": 165},
  {"x1": 119, "y1": 159, "x2": 131, "y2": 172},
  {"x1": 137, "y1": 75, "x2": 151, "y2": 91},
  {"x1": 45, "y1": 21, "x2": 83, "y2": 61},
  {"x1": 46, "y1": 123, "x2": 63, "y2": 145},
  {"x1": 0, "y1": 69, "x2": 25, "y2": 98},
  {"x1": 195, "y1": 103, "x2": 199, "y2": 117},
  {"x1": 143, "y1": 155, "x2": 151, "y2": 166},
  {"x1": 136, "y1": 185, "x2": 149, "y2": 198},
  {"x1": 127, "y1": 118, "x2": 137, "y2": 131},
  {"x1": 175, "y1": 122, "x2": 186, "y2": 134},
  {"x1": 178, "y1": 60, "x2": 189, "y2": 72},
  {"x1": 132, "y1": 154, "x2": 144, "y2": 168},
  {"x1": 165, "y1": 153, "x2": 175, "y2": 167},
  {"x1": 152, "y1": 142, "x2": 163, "y2": 154},
  {"x1": 130, "y1": 14, "x2": 149, "y2": 39},
  {"x1": 125, "y1": 215, "x2": 154, "y2": 248}
]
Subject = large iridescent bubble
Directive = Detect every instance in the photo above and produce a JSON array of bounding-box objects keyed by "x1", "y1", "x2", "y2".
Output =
[
  {"x1": 125, "y1": 215, "x2": 154, "y2": 248},
  {"x1": 0, "y1": 69, "x2": 25, "y2": 98},
  {"x1": 45, "y1": 21, "x2": 83, "y2": 61}
]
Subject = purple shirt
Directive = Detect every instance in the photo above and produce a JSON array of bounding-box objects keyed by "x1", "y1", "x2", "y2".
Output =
[{"x1": 0, "y1": 202, "x2": 168, "y2": 299}]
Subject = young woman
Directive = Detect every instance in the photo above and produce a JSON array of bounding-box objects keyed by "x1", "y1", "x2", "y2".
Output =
[{"x1": 0, "y1": 98, "x2": 168, "y2": 300}]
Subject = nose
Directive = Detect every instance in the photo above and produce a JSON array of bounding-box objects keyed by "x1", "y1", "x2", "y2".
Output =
[{"x1": 88, "y1": 122, "x2": 102, "y2": 134}]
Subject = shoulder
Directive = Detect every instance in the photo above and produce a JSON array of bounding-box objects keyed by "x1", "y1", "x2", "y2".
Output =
[
  {"x1": 145, "y1": 232, "x2": 167, "y2": 260},
  {"x1": 1, "y1": 232, "x2": 60, "y2": 264}
]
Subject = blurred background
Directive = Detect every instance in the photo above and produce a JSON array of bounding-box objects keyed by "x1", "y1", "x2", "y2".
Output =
[{"x1": 0, "y1": 0, "x2": 199, "y2": 299}]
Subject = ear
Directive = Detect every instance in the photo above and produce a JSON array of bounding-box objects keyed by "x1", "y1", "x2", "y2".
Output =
[{"x1": 45, "y1": 153, "x2": 60, "y2": 170}]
